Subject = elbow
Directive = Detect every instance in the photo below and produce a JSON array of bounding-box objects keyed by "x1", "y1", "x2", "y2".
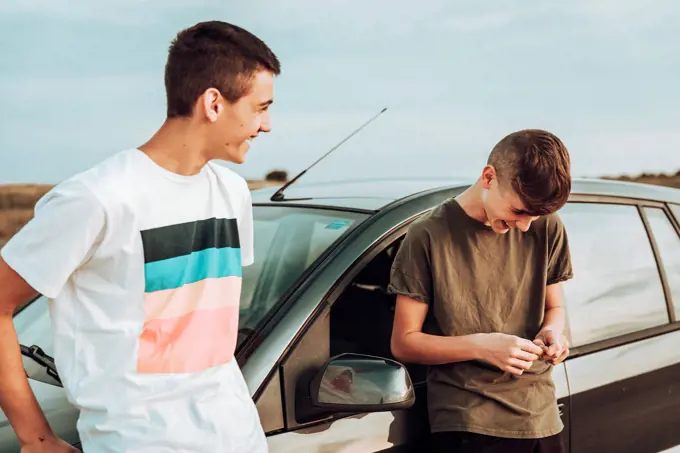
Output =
[{"x1": 390, "y1": 333, "x2": 410, "y2": 364}]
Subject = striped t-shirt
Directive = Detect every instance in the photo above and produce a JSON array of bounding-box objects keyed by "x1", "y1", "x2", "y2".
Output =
[{"x1": 1, "y1": 148, "x2": 266, "y2": 453}]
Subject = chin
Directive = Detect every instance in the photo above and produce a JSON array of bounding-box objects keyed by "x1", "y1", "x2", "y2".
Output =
[{"x1": 218, "y1": 147, "x2": 246, "y2": 164}]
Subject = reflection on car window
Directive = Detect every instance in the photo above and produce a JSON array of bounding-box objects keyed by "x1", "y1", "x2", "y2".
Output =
[
  {"x1": 235, "y1": 207, "x2": 367, "y2": 346},
  {"x1": 645, "y1": 207, "x2": 680, "y2": 320},
  {"x1": 14, "y1": 296, "x2": 53, "y2": 357},
  {"x1": 558, "y1": 202, "x2": 669, "y2": 346}
]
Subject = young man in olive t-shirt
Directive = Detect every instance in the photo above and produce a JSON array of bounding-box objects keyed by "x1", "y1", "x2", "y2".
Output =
[{"x1": 388, "y1": 129, "x2": 573, "y2": 453}]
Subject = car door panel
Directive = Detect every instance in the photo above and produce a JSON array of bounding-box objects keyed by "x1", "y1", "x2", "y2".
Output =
[
  {"x1": 566, "y1": 330, "x2": 680, "y2": 453},
  {"x1": 266, "y1": 410, "x2": 419, "y2": 453},
  {"x1": 552, "y1": 363, "x2": 571, "y2": 453}
]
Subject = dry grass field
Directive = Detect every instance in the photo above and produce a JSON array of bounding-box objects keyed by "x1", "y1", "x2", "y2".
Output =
[
  {"x1": 601, "y1": 171, "x2": 680, "y2": 189},
  {"x1": 1, "y1": 171, "x2": 679, "y2": 247}
]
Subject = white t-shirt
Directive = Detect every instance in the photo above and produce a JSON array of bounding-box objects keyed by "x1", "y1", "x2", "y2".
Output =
[{"x1": 1, "y1": 149, "x2": 267, "y2": 453}]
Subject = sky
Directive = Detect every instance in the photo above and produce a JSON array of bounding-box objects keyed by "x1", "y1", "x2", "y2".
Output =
[{"x1": 1, "y1": 0, "x2": 679, "y2": 185}]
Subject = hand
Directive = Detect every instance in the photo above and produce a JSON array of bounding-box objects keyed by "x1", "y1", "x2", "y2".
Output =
[
  {"x1": 475, "y1": 333, "x2": 545, "y2": 376},
  {"x1": 20, "y1": 434, "x2": 80, "y2": 453},
  {"x1": 534, "y1": 330, "x2": 570, "y2": 365}
]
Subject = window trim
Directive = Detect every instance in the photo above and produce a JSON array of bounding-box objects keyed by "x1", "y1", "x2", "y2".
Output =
[
  {"x1": 668, "y1": 203, "x2": 680, "y2": 231},
  {"x1": 639, "y1": 205, "x2": 676, "y2": 322},
  {"x1": 565, "y1": 195, "x2": 679, "y2": 359}
]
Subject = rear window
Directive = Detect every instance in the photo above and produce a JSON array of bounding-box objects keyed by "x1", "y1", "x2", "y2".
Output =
[{"x1": 558, "y1": 202, "x2": 669, "y2": 346}]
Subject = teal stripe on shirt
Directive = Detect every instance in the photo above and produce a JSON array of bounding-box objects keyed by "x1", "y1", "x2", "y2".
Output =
[{"x1": 144, "y1": 247, "x2": 242, "y2": 293}]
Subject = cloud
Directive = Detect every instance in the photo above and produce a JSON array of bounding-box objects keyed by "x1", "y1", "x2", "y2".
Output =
[
  {"x1": 0, "y1": 0, "x2": 218, "y2": 23},
  {"x1": 1, "y1": 0, "x2": 678, "y2": 184}
]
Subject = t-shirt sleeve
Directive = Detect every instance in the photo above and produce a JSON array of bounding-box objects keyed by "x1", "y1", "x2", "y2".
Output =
[
  {"x1": 546, "y1": 213, "x2": 574, "y2": 286},
  {"x1": 238, "y1": 184, "x2": 254, "y2": 267},
  {"x1": 0, "y1": 180, "x2": 106, "y2": 299},
  {"x1": 387, "y1": 221, "x2": 433, "y2": 305}
]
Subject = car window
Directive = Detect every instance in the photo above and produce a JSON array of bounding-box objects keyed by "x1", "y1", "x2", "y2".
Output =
[
  {"x1": 558, "y1": 202, "x2": 669, "y2": 346},
  {"x1": 330, "y1": 247, "x2": 395, "y2": 361},
  {"x1": 12, "y1": 206, "x2": 368, "y2": 385},
  {"x1": 644, "y1": 207, "x2": 680, "y2": 320},
  {"x1": 239, "y1": 207, "x2": 366, "y2": 338}
]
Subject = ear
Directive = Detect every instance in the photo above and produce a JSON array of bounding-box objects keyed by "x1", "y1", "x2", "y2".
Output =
[
  {"x1": 481, "y1": 165, "x2": 497, "y2": 189},
  {"x1": 200, "y1": 88, "x2": 223, "y2": 123}
]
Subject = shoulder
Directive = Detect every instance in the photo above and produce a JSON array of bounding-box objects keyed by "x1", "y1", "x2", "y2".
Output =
[
  {"x1": 207, "y1": 162, "x2": 250, "y2": 196},
  {"x1": 539, "y1": 212, "x2": 566, "y2": 233},
  {"x1": 55, "y1": 149, "x2": 140, "y2": 205},
  {"x1": 403, "y1": 203, "x2": 450, "y2": 247},
  {"x1": 531, "y1": 212, "x2": 568, "y2": 246}
]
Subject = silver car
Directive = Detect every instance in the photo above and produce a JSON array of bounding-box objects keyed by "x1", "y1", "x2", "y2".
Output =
[{"x1": 3, "y1": 177, "x2": 680, "y2": 452}]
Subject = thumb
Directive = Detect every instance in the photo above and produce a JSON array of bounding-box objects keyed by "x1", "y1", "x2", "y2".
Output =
[{"x1": 543, "y1": 330, "x2": 556, "y2": 345}]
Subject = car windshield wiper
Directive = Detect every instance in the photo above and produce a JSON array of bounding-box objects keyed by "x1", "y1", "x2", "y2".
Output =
[{"x1": 20, "y1": 344, "x2": 61, "y2": 385}]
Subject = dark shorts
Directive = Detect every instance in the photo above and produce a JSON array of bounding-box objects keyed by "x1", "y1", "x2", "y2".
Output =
[{"x1": 431, "y1": 431, "x2": 565, "y2": 453}]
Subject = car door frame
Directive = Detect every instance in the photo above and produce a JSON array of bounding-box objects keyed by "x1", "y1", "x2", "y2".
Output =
[{"x1": 561, "y1": 193, "x2": 680, "y2": 453}]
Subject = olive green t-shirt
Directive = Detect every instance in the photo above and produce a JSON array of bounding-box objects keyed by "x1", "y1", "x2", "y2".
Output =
[{"x1": 387, "y1": 197, "x2": 573, "y2": 439}]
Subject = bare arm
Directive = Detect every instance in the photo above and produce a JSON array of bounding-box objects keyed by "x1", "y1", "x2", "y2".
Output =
[
  {"x1": 534, "y1": 282, "x2": 570, "y2": 364},
  {"x1": 390, "y1": 294, "x2": 481, "y2": 365},
  {"x1": 391, "y1": 294, "x2": 543, "y2": 375},
  {"x1": 539, "y1": 282, "x2": 566, "y2": 338},
  {"x1": 0, "y1": 257, "x2": 74, "y2": 451}
]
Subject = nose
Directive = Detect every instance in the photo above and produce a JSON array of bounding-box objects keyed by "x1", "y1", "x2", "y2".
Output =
[
  {"x1": 259, "y1": 110, "x2": 272, "y2": 133},
  {"x1": 517, "y1": 216, "x2": 539, "y2": 232}
]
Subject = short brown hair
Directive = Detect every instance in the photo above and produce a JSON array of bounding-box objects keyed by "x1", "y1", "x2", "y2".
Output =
[
  {"x1": 164, "y1": 21, "x2": 281, "y2": 118},
  {"x1": 488, "y1": 129, "x2": 571, "y2": 216}
]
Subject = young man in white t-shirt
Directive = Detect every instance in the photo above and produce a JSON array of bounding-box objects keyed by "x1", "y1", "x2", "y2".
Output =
[{"x1": 0, "y1": 20, "x2": 280, "y2": 453}]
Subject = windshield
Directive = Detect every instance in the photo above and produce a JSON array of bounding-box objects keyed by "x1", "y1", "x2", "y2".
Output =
[{"x1": 13, "y1": 205, "x2": 368, "y2": 382}]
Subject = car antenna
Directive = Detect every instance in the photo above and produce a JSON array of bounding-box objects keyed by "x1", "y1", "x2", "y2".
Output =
[{"x1": 270, "y1": 107, "x2": 388, "y2": 202}]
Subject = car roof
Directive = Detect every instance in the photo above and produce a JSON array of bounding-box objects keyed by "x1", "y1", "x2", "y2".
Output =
[{"x1": 251, "y1": 177, "x2": 680, "y2": 211}]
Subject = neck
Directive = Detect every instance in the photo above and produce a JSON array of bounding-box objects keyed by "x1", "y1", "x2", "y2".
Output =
[
  {"x1": 455, "y1": 179, "x2": 490, "y2": 225},
  {"x1": 137, "y1": 118, "x2": 210, "y2": 176}
]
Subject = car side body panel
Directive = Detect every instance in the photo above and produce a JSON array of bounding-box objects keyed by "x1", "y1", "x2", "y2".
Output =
[{"x1": 567, "y1": 330, "x2": 680, "y2": 453}]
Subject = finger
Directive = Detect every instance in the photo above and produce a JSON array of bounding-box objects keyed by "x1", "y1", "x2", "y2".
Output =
[
  {"x1": 533, "y1": 339, "x2": 548, "y2": 356},
  {"x1": 544, "y1": 331, "x2": 556, "y2": 345},
  {"x1": 504, "y1": 365, "x2": 524, "y2": 376},
  {"x1": 514, "y1": 349, "x2": 540, "y2": 362},
  {"x1": 508, "y1": 358, "x2": 533, "y2": 371},
  {"x1": 551, "y1": 347, "x2": 570, "y2": 365},
  {"x1": 520, "y1": 339, "x2": 545, "y2": 356},
  {"x1": 547, "y1": 343, "x2": 561, "y2": 357}
]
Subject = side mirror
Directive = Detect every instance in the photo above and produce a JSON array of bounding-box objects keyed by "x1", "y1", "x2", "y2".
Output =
[{"x1": 309, "y1": 353, "x2": 415, "y2": 413}]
